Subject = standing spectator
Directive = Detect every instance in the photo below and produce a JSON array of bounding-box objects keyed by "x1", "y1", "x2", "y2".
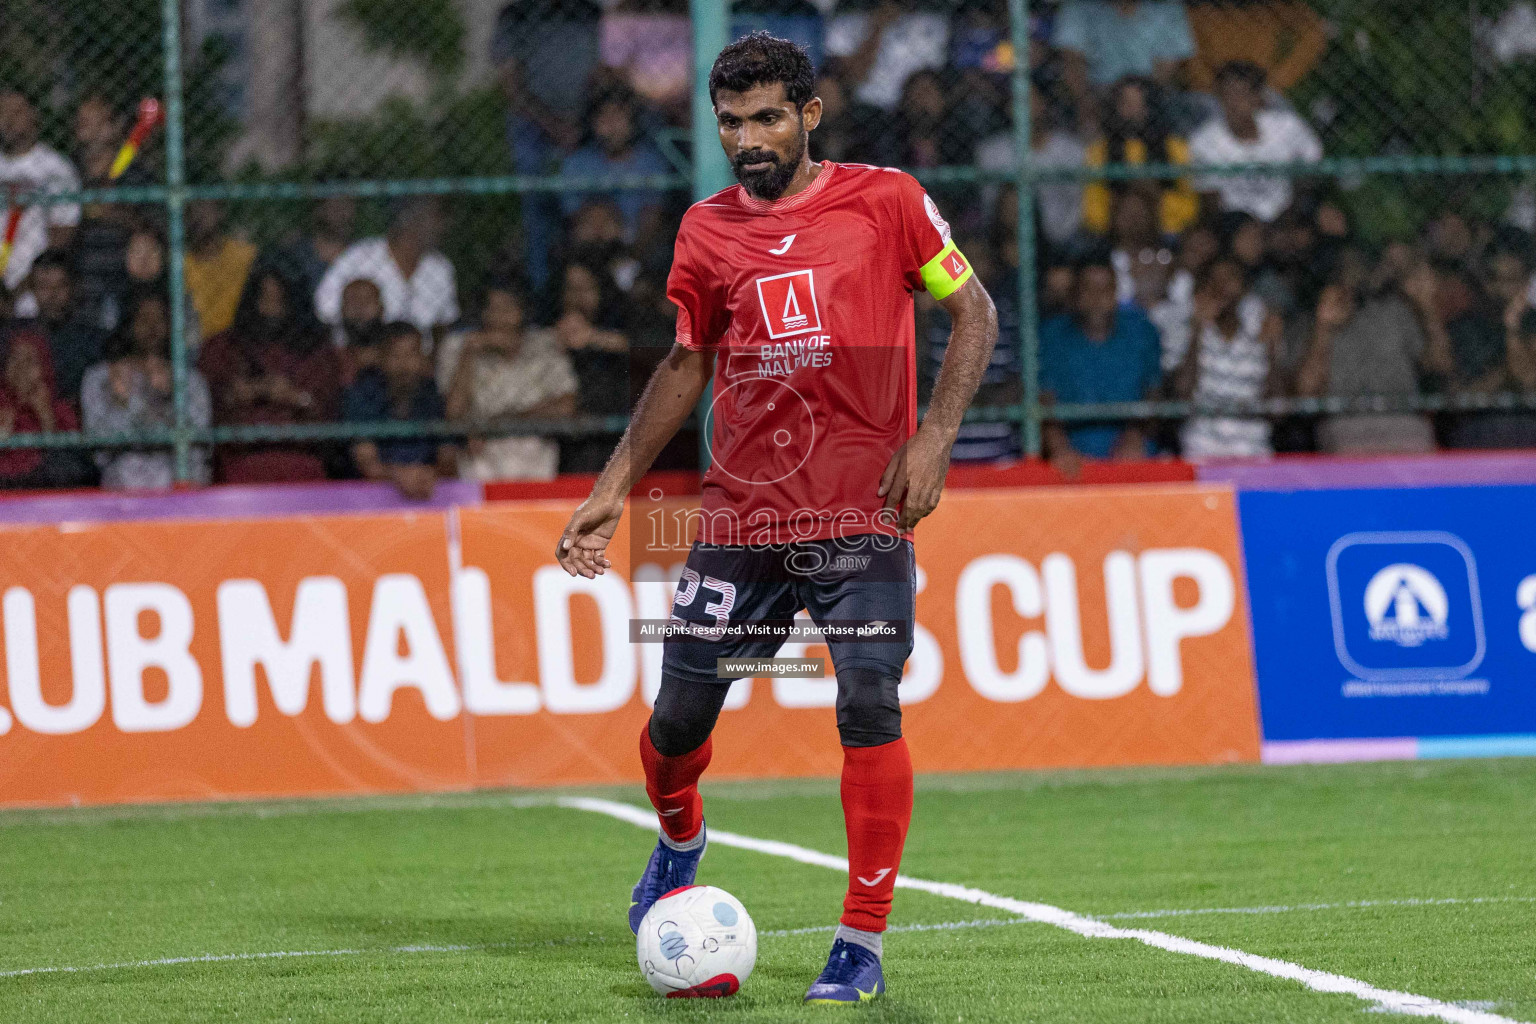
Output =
[
  {"x1": 18, "y1": 249, "x2": 105, "y2": 406},
  {"x1": 342, "y1": 322, "x2": 455, "y2": 500},
  {"x1": 81, "y1": 288, "x2": 213, "y2": 489},
  {"x1": 1040, "y1": 257, "x2": 1163, "y2": 475},
  {"x1": 600, "y1": 0, "x2": 693, "y2": 119},
  {"x1": 977, "y1": 86, "x2": 1085, "y2": 254},
  {"x1": 316, "y1": 198, "x2": 460, "y2": 351},
  {"x1": 182, "y1": 200, "x2": 257, "y2": 339},
  {"x1": 1189, "y1": 61, "x2": 1322, "y2": 223},
  {"x1": 335, "y1": 278, "x2": 386, "y2": 385},
  {"x1": 267, "y1": 196, "x2": 357, "y2": 302},
  {"x1": 495, "y1": 0, "x2": 603, "y2": 291},
  {"x1": 1293, "y1": 258, "x2": 1454, "y2": 454},
  {"x1": 0, "y1": 90, "x2": 81, "y2": 294},
  {"x1": 825, "y1": 1, "x2": 951, "y2": 114},
  {"x1": 553, "y1": 259, "x2": 632, "y2": 472},
  {"x1": 1185, "y1": 0, "x2": 1328, "y2": 93},
  {"x1": 1053, "y1": 0, "x2": 1194, "y2": 131},
  {"x1": 1083, "y1": 77, "x2": 1198, "y2": 237},
  {"x1": 438, "y1": 277, "x2": 576, "y2": 481},
  {"x1": 72, "y1": 93, "x2": 151, "y2": 331},
  {"x1": 0, "y1": 331, "x2": 90, "y2": 489},
  {"x1": 198, "y1": 265, "x2": 341, "y2": 483},
  {"x1": 1442, "y1": 244, "x2": 1536, "y2": 449},
  {"x1": 1173, "y1": 256, "x2": 1283, "y2": 458},
  {"x1": 558, "y1": 86, "x2": 672, "y2": 252}
]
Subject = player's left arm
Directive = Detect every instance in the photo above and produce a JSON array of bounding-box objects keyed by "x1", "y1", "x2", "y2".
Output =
[{"x1": 880, "y1": 274, "x2": 998, "y2": 530}]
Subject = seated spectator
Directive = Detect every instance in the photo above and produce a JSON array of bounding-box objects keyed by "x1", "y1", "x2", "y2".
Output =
[
  {"x1": 1185, "y1": 0, "x2": 1328, "y2": 93},
  {"x1": 1053, "y1": 0, "x2": 1194, "y2": 131},
  {"x1": 81, "y1": 288, "x2": 213, "y2": 489},
  {"x1": 438, "y1": 277, "x2": 576, "y2": 481},
  {"x1": 1040, "y1": 256, "x2": 1163, "y2": 476},
  {"x1": 1442, "y1": 243, "x2": 1536, "y2": 448},
  {"x1": 19, "y1": 249, "x2": 105, "y2": 406},
  {"x1": 73, "y1": 93, "x2": 151, "y2": 331},
  {"x1": 198, "y1": 264, "x2": 341, "y2": 483},
  {"x1": 316, "y1": 197, "x2": 460, "y2": 351},
  {"x1": 266, "y1": 196, "x2": 357, "y2": 302},
  {"x1": 0, "y1": 90, "x2": 81, "y2": 293},
  {"x1": 895, "y1": 70, "x2": 974, "y2": 169},
  {"x1": 113, "y1": 224, "x2": 201, "y2": 346},
  {"x1": 825, "y1": 1, "x2": 951, "y2": 114},
  {"x1": 182, "y1": 200, "x2": 256, "y2": 338},
  {"x1": 554, "y1": 259, "x2": 632, "y2": 472},
  {"x1": 1292, "y1": 256, "x2": 1454, "y2": 454},
  {"x1": 0, "y1": 331, "x2": 91, "y2": 489},
  {"x1": 495, "y1": 0, "x2": 603, "y2": 290},
  {"x1": 335, "y1": 278, "x2": 386, "y2": 385},
  {"x1": 599, "y1": 0, "x2": 692, "y2": 118},
  {"x1": 1189, "y1": 61, "x2": 1321, "y2": 223},
  {"x1": 1107, "y1": 189, "x2": 1174, "y2": 308},
  {"x1": 558, "y1": 86, "x2": 672, "y2": 252},
  {"x1": 809, "y1": 66, "x2": 861, "y2": 164},
  {"x1": 1085, "y1": 77, "x2": 1198, "y2": 237},
  {"x1": 563, "y1": 199, "x2": 642, "y2": 294},
  {"x1": 1152, "y1": 223, "x2": 1222, "y2": 372},
  {"x1": 1173, "y1": 256, "x2": 1283, "y2": 459},
  {"x1": 342, "y1": 322, "x2": 455, "y2": 500}
]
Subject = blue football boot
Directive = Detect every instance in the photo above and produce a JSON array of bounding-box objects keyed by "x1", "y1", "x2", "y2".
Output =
[
  {"x1": 804, "y1": 937, "x2": 885, "y2": 1005},
  {"x1": 627, "y1": 823, "x2": 707, "y2": 934}
]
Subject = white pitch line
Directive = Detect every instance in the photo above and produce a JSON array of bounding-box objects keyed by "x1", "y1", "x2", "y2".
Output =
[
  {"x1": 0, "y1": 917, "x2": 1031, "y2": 981},
  {"x1": 1104, "y1": 896, "x2": 1536, "y2": 921},
  {"x1": 557, "y1": 796, "x2": 1530, "y2": 1024}
]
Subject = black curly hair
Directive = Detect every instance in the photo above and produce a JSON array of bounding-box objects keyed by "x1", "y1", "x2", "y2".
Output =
[{"x1": 708, "y1": 31, "x2": 815, "y2": 109}]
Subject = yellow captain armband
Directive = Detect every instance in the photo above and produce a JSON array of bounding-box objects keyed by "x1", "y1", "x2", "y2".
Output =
[{"x1": 920, "y1": 240, "x2": 975, "y2": 300}]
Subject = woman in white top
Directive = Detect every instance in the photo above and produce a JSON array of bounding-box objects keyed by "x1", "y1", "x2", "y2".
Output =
[{"x1": 1173, "y1": 256, "x2": 1283, "y2": 459}]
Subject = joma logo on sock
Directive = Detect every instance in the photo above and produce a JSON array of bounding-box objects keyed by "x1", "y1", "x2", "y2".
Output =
[{"x1": 857, "y1": 868, "x2": 891, "y2": 887}]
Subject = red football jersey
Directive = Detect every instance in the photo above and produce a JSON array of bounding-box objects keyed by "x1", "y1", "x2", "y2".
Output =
[{"x1": 667, "y1": 161, "x2": 972, "y2": 546}]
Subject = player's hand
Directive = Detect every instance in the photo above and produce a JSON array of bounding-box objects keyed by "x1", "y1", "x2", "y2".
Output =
[
  {"x1": 878, "y1": 427, "x2": 952, "y2": 531},
  {"x1": 557, "y1": 495, "x2": 622, "y2": 578}
]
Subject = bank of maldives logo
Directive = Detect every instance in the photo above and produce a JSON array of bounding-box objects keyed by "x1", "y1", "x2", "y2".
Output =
[
  {"x1": 755, "y1": 269, "x2": 822, "y2": 339},
  {"x1": 1325, "y1": 531, "x2": 1485, "y2": 681}
]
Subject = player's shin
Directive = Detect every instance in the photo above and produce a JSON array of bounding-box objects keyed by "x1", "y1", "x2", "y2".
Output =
[
  {"x1": 640, "y1": 723, "x2": 711, "y2": 846},
  {"x1": 838, "y1": 737, "x2": 913, "y2": 943}
]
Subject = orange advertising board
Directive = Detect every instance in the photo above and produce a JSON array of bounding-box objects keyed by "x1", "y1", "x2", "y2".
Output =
[{"x1": 0, "y1": 485, "x2": 1259, "y2": 807}]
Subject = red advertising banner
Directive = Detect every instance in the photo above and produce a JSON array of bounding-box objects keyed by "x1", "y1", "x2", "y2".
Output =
[{"x1": 0, "y1": 486, "x2": 1260, "y2": 807}]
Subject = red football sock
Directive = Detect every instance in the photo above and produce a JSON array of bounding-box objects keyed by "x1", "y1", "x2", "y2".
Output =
[
  {"x1": 839, "y1": 738, "x2": 913, "y2": 933},
  {"x1": 640, "y1": 723, "x2": 711, "y2": 844}
]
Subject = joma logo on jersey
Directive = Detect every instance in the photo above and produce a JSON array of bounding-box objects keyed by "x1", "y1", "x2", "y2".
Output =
[{"x1": 755, "y1": 269, "x2": 823, "y2": 339}]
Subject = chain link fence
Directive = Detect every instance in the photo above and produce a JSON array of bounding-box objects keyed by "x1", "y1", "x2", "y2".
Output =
[{"x1": 2, "y1": 0, "x2": 1536, "y2": 488}]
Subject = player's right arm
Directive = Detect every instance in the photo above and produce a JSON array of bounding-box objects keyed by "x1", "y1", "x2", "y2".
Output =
[
  {"x1": 556, "y1": 343, "x2": 713, "y2": 578},
  {"x1": 556, "y1": 208, "x2": 727, "y2": 578}
]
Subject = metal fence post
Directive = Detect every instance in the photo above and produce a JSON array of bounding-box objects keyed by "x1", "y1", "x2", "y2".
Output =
[
  {"x1": 1008, "y1": 0, "x2": 1040, "y2": 458},
  {"x1": 691, "y1": 0, "x2": 731, "y2": 472},
  {"x1": 162, "y1": 0, "x2": 192, "y2": 482}
]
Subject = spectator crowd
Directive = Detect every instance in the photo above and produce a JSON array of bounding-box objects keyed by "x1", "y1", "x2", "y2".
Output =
[{"x1": 0, "y1": 0, "x2": 1534, "y2": 496}]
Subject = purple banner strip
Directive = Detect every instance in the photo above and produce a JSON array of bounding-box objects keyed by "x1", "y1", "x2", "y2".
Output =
[
  {"x1": 0, "y1": 480, "x2": 484, "y2": 527},
  {"x1": 1197, "y1": 451, "x2": 1536, "y2": 491},
  {"x1": 1261, "y1": 738, "x2": 1419, "y2": 764}
]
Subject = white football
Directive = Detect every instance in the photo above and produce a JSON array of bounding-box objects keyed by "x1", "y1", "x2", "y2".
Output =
[{"x1": 636, "y1": 885, "x2": 757, "y2": 998}]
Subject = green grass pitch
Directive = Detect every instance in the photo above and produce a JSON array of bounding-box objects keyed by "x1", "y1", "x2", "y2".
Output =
[{"x1": 0, "y1": 758, "x2": 1532, "y2": 1022}]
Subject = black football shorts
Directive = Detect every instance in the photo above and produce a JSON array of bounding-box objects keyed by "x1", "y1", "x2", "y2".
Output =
[{"x1": 660, "y1": 535, "x2": 916, "y2": 684}]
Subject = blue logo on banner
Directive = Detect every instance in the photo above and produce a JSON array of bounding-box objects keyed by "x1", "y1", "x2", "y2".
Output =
[{"x1": 1326, "y1": 532, "x2": 1485, "y2": 681}]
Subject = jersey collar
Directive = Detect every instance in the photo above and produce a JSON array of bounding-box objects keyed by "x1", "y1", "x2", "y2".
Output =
[{"x1": 735, "y1": 161, "x2": 836, "y2": 214}]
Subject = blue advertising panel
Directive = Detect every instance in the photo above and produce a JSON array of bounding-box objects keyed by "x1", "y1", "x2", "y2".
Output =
[{"x1": 1239, "y1": 484, "x2": 1536, "y2": 743}]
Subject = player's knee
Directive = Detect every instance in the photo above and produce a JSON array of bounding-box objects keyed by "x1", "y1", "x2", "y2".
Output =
[
  {"x1": 649, "y1": 674, "x2": 729, "y2": 757},
  {"x1": 835, "y1": 667, "x2": 902, "y2": 747}
]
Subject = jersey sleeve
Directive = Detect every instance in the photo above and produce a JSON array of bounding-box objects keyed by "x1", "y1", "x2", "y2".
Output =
[
  {"x1": 893, "y1": 173, "x2": 975, "y2": 301},
  {"x1": 667, "y1": 211, "x2": 730, "y2": 350}
]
